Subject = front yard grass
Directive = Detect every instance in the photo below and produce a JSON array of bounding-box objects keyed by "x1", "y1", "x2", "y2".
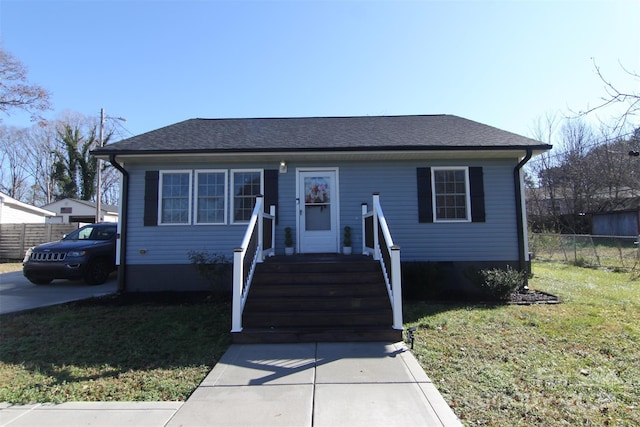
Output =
[
  {"x1": 0, "y1": 294, "x2": 231, "y2": 403},
  {"x1": 2, "y1": 261, "x2": 638, "y2": 426},
  {"x1": 406, "y1": 262, "x2": 639, "y2": 426}
]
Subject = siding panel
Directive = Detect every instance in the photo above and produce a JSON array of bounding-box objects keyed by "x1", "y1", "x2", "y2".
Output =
[{"x1": 123, "y1": 158, "x2": 521, "y2": 267}]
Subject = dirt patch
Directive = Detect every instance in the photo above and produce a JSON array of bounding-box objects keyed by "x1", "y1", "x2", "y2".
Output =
[{"x1": 508, "y1": 290, "x2": 560, "y2": 305}]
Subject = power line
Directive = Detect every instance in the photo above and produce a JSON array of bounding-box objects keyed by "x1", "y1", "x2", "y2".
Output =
[
  {"x1": 526, "y1": 130, "x2": 637, "y2": 165},
  {"x1": 108, "y1": 120, "x2": 134, "y2": 142}
]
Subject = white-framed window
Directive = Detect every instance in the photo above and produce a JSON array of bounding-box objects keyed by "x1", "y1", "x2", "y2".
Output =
[
  {"x1": 231, "y1": 169, "x2": 263, "y2": 224},
  {"x1": 195, "y1": 170, "x2": 227, "y2": 225},
  {"x1": 159, "y1": 170, "x2": 192, "y2": 225},
  {"x1": 432, "y1": 167, "x2": 471, "y2": 222}
]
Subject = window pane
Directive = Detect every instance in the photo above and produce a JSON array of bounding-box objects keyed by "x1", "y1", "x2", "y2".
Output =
[
  {"x1": 197, "y1": 172, "x2": 225, "y2": 224},
  {"x1": 233, "y1": 171, "x2": 261, "y2": 222},
  {"x1": 161, "y1": 172, "x2": 190, "y2": 224},
  {"x1": 433, "y1": 169, "x2": 468, "y2": 220}
]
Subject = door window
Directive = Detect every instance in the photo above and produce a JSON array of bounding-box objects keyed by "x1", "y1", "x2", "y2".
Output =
[{"x1": 304, "y1": 177, "x2": 331, "y2": 231}]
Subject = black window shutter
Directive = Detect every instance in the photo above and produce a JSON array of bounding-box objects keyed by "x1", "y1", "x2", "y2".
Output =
[
  {"x1": 416, "y1": 167, "x2": 433, "y2": 223},
  {"x1": 264, "y1": 169, "x2": 278, "y2": 220},
  {"x1": 469, "y1": 167, "x2": 486, "y2": 222},
  {"x1": 144, "y1": 171, "x2": 159, "y2": 226}
]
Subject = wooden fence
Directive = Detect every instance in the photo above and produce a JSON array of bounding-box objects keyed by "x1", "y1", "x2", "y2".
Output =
[{"x1": 0, "y1": 223, "x2": 81, "y2": 260}]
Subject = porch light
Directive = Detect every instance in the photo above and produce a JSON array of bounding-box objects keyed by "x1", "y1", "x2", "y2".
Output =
[{"x1": 279, "y1": 160, "x2": 287, "y2": 173}]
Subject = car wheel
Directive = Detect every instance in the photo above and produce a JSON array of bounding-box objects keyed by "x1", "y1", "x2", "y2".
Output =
[
  {"x1": 84, "y1": 259, "x2": 110, "y2": 285},
  {"x1": 28, "y1": 277, "x2": 52, "y2": 285}
]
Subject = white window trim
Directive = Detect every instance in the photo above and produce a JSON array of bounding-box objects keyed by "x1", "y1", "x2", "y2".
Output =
[
  {"x1": 230, "y1": 169, "x2": 264, "y2": 225},
  {"x1": 195, "y1": 169, "x2": 228, "y2": 225},
  {"x1": 431, "y1": 166, "x2": 471, "y2": 223},
  {"x1": 158, "y1": 170, "x2": 193, "y2": 226}
]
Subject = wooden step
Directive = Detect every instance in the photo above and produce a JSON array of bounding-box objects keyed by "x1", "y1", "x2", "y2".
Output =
[
  {"x1": 234, "y1": 255, "x2": 400, "y2": 344},
  {"x1": 248, "y1": 282, "x2": 388, "y2": 298},
  {"x1": 253, "y1": 269, "x2": 384, "y2": 285},
  {"x1": 232, "y1": 327, "x2": 403, "y2": 344},
  {"x1": 244, "y1": 295, "x2": 391, "y2": 311},
  {"x1": 243, "y1": 309, "x2": 392, "y2": 328}
]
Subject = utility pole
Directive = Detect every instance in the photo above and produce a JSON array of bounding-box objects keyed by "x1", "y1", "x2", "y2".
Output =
[
  {"x1": 96, "y1": 108, "x2": 126, "y2": 223},
  {"x1": 96, "y1": 108, "x2": 105, "y2": 223}
]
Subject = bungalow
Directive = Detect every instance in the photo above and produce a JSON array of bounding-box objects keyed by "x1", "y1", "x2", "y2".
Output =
[{"x1": 93, "y1": 115, "x2": 550, "y2": 340}]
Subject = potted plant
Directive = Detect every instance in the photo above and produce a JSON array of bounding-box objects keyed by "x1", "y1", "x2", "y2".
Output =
[
  {"x1": 284, "y1": 227, "x2": 294, "y2": 255},
  {"x1": 343, "y1": 226, "x2": 352, "y2": 255}
]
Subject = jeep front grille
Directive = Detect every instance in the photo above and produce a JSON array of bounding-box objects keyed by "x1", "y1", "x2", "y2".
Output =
[{"x1": 31, "y1": 252, "x2": 67, "y2": 261}]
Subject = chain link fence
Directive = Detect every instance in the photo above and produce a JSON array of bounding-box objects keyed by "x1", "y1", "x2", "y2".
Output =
[{"x1": 529, "y1": 233, "x2": 639, "y2": 271}]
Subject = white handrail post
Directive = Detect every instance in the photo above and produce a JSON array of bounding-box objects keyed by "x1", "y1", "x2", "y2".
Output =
[
  {"x1": 372, "y1": 193, "x2": 380, "y2": 260},
  {"x1": 390, "y1": 245, "x2": 403, "y2": 329},
  {"x1": 270, "y1": 205, "x2": 276, "y2": 257},
  {"x1": 361, "y1": 203, "x2": 368, "y2": 255},
  {"x1": 256, "y1": 196, "x2": 264, "y2": 263},
  {"x1": 231, "y1": 247, "x2": 244, "y2": 332}
]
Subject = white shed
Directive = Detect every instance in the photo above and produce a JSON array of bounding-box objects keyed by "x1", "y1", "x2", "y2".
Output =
[
  {"x1": 0, "y1": 192, "x2": 55, "y2": 223},
  {"x1": 42, "y1": 198, "x2": 119, "y2": 224}
]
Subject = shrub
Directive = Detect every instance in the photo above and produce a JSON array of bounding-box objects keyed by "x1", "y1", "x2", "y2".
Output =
[
  {"x1": 187, "y1": 250, "x2": 231, "y2": 293},
  {"x1": 476, "y1": 266, "x2": 525, "y2": 300}
]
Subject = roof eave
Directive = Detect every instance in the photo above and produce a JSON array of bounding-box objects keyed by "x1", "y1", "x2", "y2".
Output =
[{"x1": 93, "y1": 144, "x2": 552, "y2": 160}]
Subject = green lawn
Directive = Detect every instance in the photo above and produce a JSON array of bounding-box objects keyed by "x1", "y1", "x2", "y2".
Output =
[
  {"x1": 2, "y1": 261, "x2": 638, "y2": 426},
  {"x1": 406, "y1": 262, "x2": 640, "y2": 426},
  {"x1": 0, "y1": 294, "x2": 231, "y2": 403}
]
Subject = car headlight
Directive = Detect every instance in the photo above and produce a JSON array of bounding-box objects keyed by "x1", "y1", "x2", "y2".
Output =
[
  {"x1": 67, "y1": 250, "x2": 86, "y2": 257},
  {"x1": 23, "y1": 247, "x2": 34, "y2": 263}
]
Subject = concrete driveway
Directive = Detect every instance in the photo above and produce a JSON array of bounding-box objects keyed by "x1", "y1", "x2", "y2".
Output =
[{"x1": 0, "y1": 270, "x2": 117, "y2": 315}]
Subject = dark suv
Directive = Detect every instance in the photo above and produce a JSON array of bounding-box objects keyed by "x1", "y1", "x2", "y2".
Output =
[{"x1": 23, "y1": 223, "x2": 117, "y2": 285}]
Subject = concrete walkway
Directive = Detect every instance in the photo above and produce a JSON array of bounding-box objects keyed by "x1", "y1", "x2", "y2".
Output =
[
  {"x1": 1, "y1": 342, "x2": 462, "y2": 427},
  {"x1": 0, "y1": 270, "x2": 117, "y2": 315}
]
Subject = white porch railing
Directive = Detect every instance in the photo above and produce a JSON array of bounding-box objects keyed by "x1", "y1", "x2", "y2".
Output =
[
  {"x1": 231, "y1": 196, "x2": 275, "y2": 333},
  {"x1": 362, "y1": 193, "x2": 403, "y2": 330}
]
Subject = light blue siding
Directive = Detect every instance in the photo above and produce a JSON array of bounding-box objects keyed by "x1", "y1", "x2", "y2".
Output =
[
  {"x1": 333, "y1": 159, "x2": 518, "y2": 261},
  {"x1": 125, "y1": 162, "x2": 270, "y2": 265},
  {"x1": 123, "y1": 158, "x2": 520, "y2": 266}
]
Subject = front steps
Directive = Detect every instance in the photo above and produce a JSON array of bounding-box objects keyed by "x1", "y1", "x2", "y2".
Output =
[{"x1": 232, "y1": 255, "x2": 403, "y2": 344}]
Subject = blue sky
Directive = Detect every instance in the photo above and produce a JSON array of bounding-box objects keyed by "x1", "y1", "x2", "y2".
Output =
[{"x1": 1, "y1": 0, "x2": 638, "y2": 140}]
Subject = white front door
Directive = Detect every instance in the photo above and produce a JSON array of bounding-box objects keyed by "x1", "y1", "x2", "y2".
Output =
[{"x1": 298, "y1": 169, "x2": 339, "y2": 253}]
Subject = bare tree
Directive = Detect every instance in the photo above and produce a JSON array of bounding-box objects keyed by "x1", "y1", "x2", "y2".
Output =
[
  {"x1": 559, "y1": 120, "x2": 600, "y2": 221},
  {"x1": 587, "y1": 126, "x2": 639, "y2": 207},
  {"x1": 0, "y1": 113, "x2": 121, "y2": 207},
  {"x1": 526, "y1": 113, "x2": 563, "y2": 231},
  {"x1": 578, "y1": 59, "x2": 639, "y2": 132},
  {"x1": 25, "y1": 122, "x2": 58, "y2": 205},
  {"x1": 0, "y1": 126, "x2": 32, "y2": 199},
  {"x1": 0, "y1": 48, "x2": 51, "y2": 123},
  {"x1": 527, "y1": 116, "x2": 640, "y2": 233},
  {"x1": 100, "y1": 165, "x2": 121, "y2": 206}
]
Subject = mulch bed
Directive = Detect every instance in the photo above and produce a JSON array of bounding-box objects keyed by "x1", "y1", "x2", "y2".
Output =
[{"x1": 508, "y1": 290, "x2": 560, "y2": 305}]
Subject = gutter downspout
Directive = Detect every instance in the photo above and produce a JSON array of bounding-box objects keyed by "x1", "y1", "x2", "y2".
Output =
[
  {"x1": 514, "y1": 148, "x2": 533, "y2": 277},
  {"x1": 109, "y1": 154, "x2": 128, "y2": 293}
]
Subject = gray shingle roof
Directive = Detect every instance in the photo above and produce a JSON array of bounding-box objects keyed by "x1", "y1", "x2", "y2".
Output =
[{"x1": 93, "y1": 115, "x2": 550, "y2": 155}]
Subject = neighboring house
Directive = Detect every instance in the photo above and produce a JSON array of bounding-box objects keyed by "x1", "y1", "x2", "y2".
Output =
[
  {"x1": 0, "y1": 192, "x2": 55, "y2": 223},
  {"x1": 42, "y1": 198, "x2": 119, "y2": 224},
  {"x1": 93, "y1": 115, "x2": 551, "y2": 294}
]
